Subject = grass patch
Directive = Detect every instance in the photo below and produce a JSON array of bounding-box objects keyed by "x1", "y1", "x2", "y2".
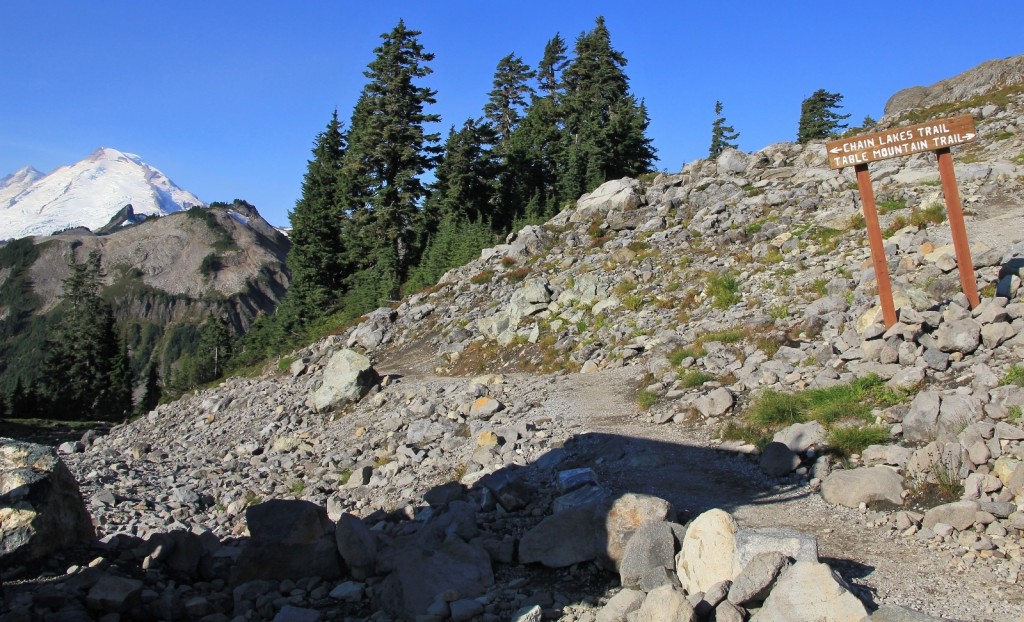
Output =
[
  {"x1": 278, "y1": 355, "x2": 296, "y2": 372},
  {"x1": 637, "y1": 389, "x2": 659, "y2": 410},
  {"x1": 501, "y1": 267, "x2": 531, "y2": 283},
  {"x1": 669, "y1": 345, "x2": 706, "y2": 365},
  {"x1": 1001, "y1": 365, "x2": 1024, "y2": 387},
  {"x1": 731, "y1": 374, "x2": 912, "y2": 452},
  {"x1": 707, "y1": 272, "x2": 740, "y2": 309},
  {"x1": 679, "y1": 370, "x2": 715, "y2": 389},
  {"x1": 699, "y1": 328, "x2": 744, "y2": 345},
  {"x1": 470, "y1": 270, "x2": 494, "y2": 285},
  {"x1": 878, "y1": 199, "x2": 906, "y2": 214},
  {"x1": 623, "y1": 294, "x2": 644, "y2": 311},
  {"x1": 827, "y1": 425, "x2": 890, "y2": 458}
]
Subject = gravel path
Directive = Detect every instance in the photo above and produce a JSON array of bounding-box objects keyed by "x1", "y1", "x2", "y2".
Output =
[{"x1": 520, "y1": 365, "x2": 1024, "y2": 621}]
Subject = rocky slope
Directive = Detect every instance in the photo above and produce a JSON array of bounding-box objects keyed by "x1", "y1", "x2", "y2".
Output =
[{"x1": 3, "y1": 65, "x2": 1024, "y2": 622}]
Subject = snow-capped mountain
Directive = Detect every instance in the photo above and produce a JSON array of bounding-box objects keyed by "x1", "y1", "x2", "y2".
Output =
[{"x1": 0, "y1": 147, "x2": 204, "y2": 240}]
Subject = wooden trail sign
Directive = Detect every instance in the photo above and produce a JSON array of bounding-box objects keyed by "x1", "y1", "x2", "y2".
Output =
[
  {"x1": 826, "y1": 114, "x2": 980, "y2": 328},
  {"x1": 826, "y1": 115, "x2": 976, "y2": 169}
]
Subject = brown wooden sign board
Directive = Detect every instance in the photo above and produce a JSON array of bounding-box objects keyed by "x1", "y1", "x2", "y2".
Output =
[{"x1": 826, "y1": 114, "x2": 976, "y2": 170}]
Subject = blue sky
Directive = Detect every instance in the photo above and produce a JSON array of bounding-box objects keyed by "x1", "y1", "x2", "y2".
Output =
[{"x1": 2, "y1": 1, "x2": 1021, "y2": 227}]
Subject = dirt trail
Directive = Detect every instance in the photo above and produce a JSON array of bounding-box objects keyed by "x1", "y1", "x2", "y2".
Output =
[{"x1": 525, "y1": 366, "x2": 1024, "y2": 622}]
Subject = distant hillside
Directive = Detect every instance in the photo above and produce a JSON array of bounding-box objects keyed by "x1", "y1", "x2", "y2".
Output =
[
  {"x1": 0, "y1": 147, "x2": 204, "y2": 240},
  {"x1": 0, "y1": 200, "x2": 289, "y2": 400}
]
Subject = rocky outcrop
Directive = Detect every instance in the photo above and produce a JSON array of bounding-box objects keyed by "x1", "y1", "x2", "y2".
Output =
[
  {"x1": 884, "y1": 53, "x2": 1024, "y2": 118},
  {"x1": 0, "y1": 439, "x2": 94, "y2": 566}
]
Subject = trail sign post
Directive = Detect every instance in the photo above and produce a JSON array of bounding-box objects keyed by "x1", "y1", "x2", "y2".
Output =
[{"x1": 826, "y1": 115, "x2": 979, "y2": 328}]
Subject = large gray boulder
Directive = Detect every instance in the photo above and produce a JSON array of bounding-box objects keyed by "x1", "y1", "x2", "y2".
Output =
[
  {"x1": 309, "y1": 349, "x2": 379, "y2": 412},
  {"x1": 373, "y1": 535, "x2": 494, "y2": 620},
  {"x1": 0, "y1": 438, "x2": 94, "y2": 565},
  {"x1": 570, "y1": 178, "x2": 643, "y2": 223},
  {"x1": 727, "y1": 551, "x2": 791, "y2": 606},
  {"x1": 233, "y1": 499, "x2": 342, "y2": 584},
  {"x1": 335, "y1": 513, "x2": 377, "y2": 581},
  {"x1": 935, "y1": 318, "x2": 981, "y2": 354},
  {"x1": 750, "y1": 561, "x2": 868, "y2": 621},
  {"x1": 901, "y1": 391, "x2": 941, "y2": 443},
  {"x1": 922, "y1": 501, "x2": 980, "y2": 531},
  {"x1": 518, "y1": 502, "x2": 604, "y2": 567},
  {"x1": 760, "y1": 442, "x2": 800, "y2": 476},
  {"x1": 820, "y1": 466, "x2": 904, "y2": 508},
  {"x1": 733, "y1": 527, "x2": 818, "y2": 574},
  {"x1": 619, "y1": 521, "x2": 680, "y2": 590}
]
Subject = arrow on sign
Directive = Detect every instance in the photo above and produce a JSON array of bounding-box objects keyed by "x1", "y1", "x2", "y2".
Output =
[
  {"x1": 963, "y1": 133, "x2": 976, "y2": 141},
  {"x1": 829, "y1": 146, "x2": 842, "y2": 153}
]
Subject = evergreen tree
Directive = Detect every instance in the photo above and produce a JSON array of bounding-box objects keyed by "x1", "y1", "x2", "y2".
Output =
[
  {"x1": 484, "y1": 54, "x2": 535, "y2": 146},
  {"x1": 536, "y1": 34, "x2": 568, "y2": 102},
  {"x1": 429, "y1": 119, "x2": 499, "y2": 225},
  {"x1": 342, "y1": 20, "x2": 441, "y2": 309},
  {"x1": 797, "y1": 89, "x2": 850, "y2": 143},
  {"x1": 277, "y1": 110, "x2": 348, "y2": 333},
  {"x1": 167, "y1": 314, "x2": 234, "y2": 394},
  {"x1": 708, "y1": 100, "x2": 740, "y2": 158},
  {"x1": 138, "y1": 359, "x2": 161, "y2": 414},
  {"x1": 559, "y1": 16, "x2": 656, "y2": 202},
  {"x1": 39, "y1": 252, "x2": 130, "y2": 420}
]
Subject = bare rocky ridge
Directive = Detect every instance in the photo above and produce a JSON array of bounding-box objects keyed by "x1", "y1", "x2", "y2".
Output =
[
  {"x1": 3, "y1": 64, "x2": 1024, "y2": 621},
  {"x1": 884, "y1": 53, "x2": 1024, "y2": 119}
]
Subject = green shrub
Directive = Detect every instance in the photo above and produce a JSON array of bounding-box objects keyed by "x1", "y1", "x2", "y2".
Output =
[
  {"x1": 747, "y1": 390, "x2": 807, "y2": 428},
  {"x1": 707, "y1": 272, "x2": 740, "y2": 309},
  {"x1": 637, "y1": 389, "x2": 659, "y2": 410},
  {"x1": 623, "y1": 294, "x2": 644, "y2": 311},
  {"x1": 1001, "y1": 365, "x2": 1024, "y2": 387}
]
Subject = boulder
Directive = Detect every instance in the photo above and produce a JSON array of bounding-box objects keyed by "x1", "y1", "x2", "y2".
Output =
[
  {"x1": 605, "y1": 493, "x2": 675, "y2": 566},
  {"x1": 308, "y1": 349, "x2": 379, "y2": 412},
  {"x1": 902, "y1": 391, "x2": 941, "y2": 443},
  {"x1": 935, "y1": 318, "x2": 981, "y2": 354},
  {"x1": 619, "y1": 521, "x2": 680, "y2": 589},
  {"x1": 750, "y1": 561, "x2": 868, "y2": 621},
  {"x1": 233, "y1": 499, "x2": 342, "y2": 584},
  {"x1": 772, "y1": 421, "x2": 826, "y2": 453},
  {"x1": 694, "y1": 387, "x2": 734, "y2": 417},
  {"x1": 335, "y1": 513, "x2": 377, "y2": 581},
  {"x1": 518, "y1": 502, "x2": 603, "y2": 567},
  {"x1": 373, "y1": 535, "x2": 493, "y2": 620},
  {"x1": 0, "y1": 439, "x2": 94, "y2": 565},
  {"x1": 922, "y1": 501, "x2": 980, "y2": 531},
  {"x1": 676, "y1": 508, "x2": 738, "y2": 594},
  {"x1": 760, "y1": 442, "x2": 800, "y2": 476},
  {"x1": 727, "y1": 551, "x2": 791, "y2": 606},
  {"x1": 732, "y1": 527, "x2": 818, "y2": 574},
  {"x1": 820, "y1": 466, "x2": 904, "y2": 508},
  {"x1": 571, "y1": 178, "x2": 643, "y2": 223},
  {"x1": 86, "y1": 574, "x2": 143, "y2": 614},
  {"x1": 870, "y1": 605, "x2": 947, "y2": 621},
  {"x1": 596, "y1": 588, "x2": 645, "y2": 622},
  {"x1": 635, "y1": 584, "x2": 696, "y2": 622}
]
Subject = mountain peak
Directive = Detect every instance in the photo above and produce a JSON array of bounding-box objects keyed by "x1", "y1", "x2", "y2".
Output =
[
  {"x1": 0, "y1": 149, "x2": 204, "y2": 240},
  {"x1": 0, "y1": 165, "x2": 44, "y2": 191}
]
